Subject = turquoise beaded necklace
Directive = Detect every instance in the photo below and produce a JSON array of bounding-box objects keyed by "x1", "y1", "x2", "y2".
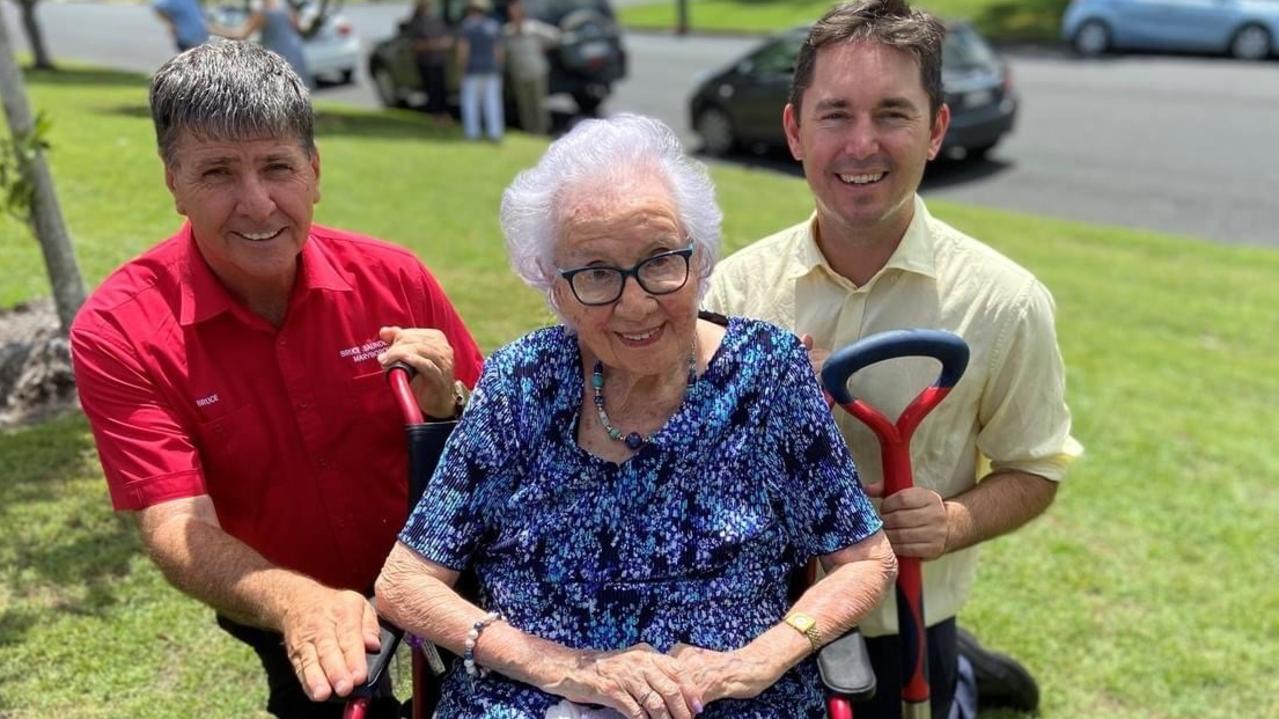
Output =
[{"x1": 592, "y1": 355, "x2": 697, "y2": 450}]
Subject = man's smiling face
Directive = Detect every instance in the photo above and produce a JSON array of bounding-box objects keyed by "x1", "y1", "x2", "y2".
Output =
[{"x1": 165, "y1": 132, "x2": 321, "y2": 294}]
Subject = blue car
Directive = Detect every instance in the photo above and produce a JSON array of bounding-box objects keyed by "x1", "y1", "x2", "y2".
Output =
[{"x1": 1062, "y1": 0, "x2": 1279, "y2": 59}]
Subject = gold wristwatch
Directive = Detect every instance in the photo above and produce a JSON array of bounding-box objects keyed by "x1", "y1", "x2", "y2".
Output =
[{"x1": 784, "y1": 612, "x2": 822, "y2": 652}]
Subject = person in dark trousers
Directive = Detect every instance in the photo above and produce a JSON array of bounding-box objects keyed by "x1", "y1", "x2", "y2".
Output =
[{"x1": 407, "y1": 0, "x2": 454, "y2": 124}]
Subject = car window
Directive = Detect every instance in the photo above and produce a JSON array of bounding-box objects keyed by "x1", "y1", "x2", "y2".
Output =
[
  {"x1": 521, "y1": 0, "x2": 615, "y2": 23},
  {"x1": 943, "y1": 25, "x2": 999, "y2": 70},
  {"x1": 749, "y1": 35, "x2": 803, "y2": 76}
]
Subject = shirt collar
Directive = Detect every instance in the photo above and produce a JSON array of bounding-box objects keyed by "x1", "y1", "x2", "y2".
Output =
[
  {"x1": 787, "y1": 195, "x2": 938, "y2": 284},
  {"x1": 178, "y1": 224, "x2": 352, "y2": 327}
]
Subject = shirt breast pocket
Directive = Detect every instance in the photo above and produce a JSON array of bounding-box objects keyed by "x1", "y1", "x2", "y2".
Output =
[{"x1": 192, "y1": 402, "x2": 261, "y2": 496}]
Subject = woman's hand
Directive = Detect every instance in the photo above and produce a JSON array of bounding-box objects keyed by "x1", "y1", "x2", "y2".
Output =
[
  {"x1": 542, "y1": 643, "x2": 703, "y2": 719},
  {"x1": 668, "y1": 643, "x2": 778, "y2": 706}
]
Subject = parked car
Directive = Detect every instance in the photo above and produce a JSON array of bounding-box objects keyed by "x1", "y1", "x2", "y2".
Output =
[
  {"x1": 208, "y1": 1, "x2": 361, "y2": 85},
  {"x1": 688, "y1": 22, "x2": 1018, "y2": 159},
  {"x1": 368, "y1": 0, "x2": 627, "y2": 116},
  {"x1": 1062, "y1": 0, "x2": 1278, "y2": 60}
]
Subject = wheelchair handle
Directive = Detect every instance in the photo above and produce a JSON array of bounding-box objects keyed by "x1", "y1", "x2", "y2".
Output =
[
  {"x1": 385, "y1": 361, "x2": 424, "y2": 425},
  {"x1": 821, "y1": 330, "x2": 968, "y2": 406},
  {"x1": 819, "y1": 330, "x2": 969, "y2": 719}
]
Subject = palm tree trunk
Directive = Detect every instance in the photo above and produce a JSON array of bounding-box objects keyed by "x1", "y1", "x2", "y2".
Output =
[{"x1": 0, "y1": 10, "x2": 85, "y2": 333}]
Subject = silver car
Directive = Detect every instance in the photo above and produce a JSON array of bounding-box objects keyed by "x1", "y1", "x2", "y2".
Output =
[{"x1": 1062, "y1": 0, "x2": 1279, "y2": 60}]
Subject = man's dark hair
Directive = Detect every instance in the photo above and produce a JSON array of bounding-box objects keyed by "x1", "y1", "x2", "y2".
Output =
[
  {"x1": 150, "y1": 41, "x2": 315, "y2": 167},
  {"x1": 789, "y1": 0, "x2": 946, "y2": 121}
]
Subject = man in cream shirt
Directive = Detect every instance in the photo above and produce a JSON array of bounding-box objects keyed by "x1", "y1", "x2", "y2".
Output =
[{"x1": 705, "y1": 1, "x2": 1081, "y2": 717}]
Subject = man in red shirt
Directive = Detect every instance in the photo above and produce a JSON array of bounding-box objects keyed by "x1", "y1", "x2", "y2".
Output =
[{"x1": 69, "y1": 42, "x2": 483, "y2": 718}]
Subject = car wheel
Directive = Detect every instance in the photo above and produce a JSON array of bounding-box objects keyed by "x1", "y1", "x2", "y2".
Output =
[
  {"x1": 695, "y1": 106, "x2": 736, "y2": 157},
  {"x1": 1229, "y1": 24, "x2": 1272, "y2": 60},
  {"x1": 964, "y1": 141, "x2": 998, "y2": 160},
  {"x1": 572, "y1": 91, "x2": 604, "y2": 116},
  {"x1": 371, "y1": 63, "x2": 405, "y2": 108},
  {"x1": 1072, "y1": 20, "x2": 1110, "y2": 57}
]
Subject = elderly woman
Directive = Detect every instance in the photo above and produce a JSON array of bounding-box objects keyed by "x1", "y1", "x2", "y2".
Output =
[{"x1": 376, "y1": 115, "x2": 896, "y2": 719}]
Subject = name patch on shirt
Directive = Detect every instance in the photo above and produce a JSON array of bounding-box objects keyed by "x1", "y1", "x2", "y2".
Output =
[
  {"x1": 339, "y1": 339, "x2": 389, "y2": 365},
  {"x1": 195, "y1": 393, "x2": 220, "y2": 408}
]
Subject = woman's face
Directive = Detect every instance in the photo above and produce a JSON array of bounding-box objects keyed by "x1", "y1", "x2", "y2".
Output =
[{"x1": 553, "y1": 177, "x2": 701, "y2": 379}]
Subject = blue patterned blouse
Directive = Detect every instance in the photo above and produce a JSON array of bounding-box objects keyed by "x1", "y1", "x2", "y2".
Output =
[{"x1": 399, "y1": 316, "x2": 882, "y2": 718}]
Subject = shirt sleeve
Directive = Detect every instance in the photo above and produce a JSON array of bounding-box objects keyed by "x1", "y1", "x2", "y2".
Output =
[
  {"x1": 70, "y1": 326, "x2": 206, "y2": 511},
  {"x1": 411, "y1": 263, "x2": 485, "y2": 389},
  {"x1": 397, "y1": 350, "x2": 519, "y2": 571},
  {"x1": 977, "y1": 279, "x2": 1083, "y2": 482},
  {"x1": 768, "y1": 332, "x2": 883, "y2": 558}
]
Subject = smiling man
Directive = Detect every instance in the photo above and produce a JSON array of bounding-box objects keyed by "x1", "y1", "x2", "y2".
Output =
[
  {"x1": 69, "y1": 42, "x2": 483, "y2": 718},
  {"x1": 705, "y1": 2, "x2": 1081, "y2": 717}
]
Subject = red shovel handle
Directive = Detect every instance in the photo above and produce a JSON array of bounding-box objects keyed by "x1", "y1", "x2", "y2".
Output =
[{"x1": 820, "y1": 330, "x2": 969, "y2": 718}]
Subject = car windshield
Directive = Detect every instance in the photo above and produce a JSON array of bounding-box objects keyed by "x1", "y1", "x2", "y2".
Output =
[
  {"x1": 521, "y1": 0, "x2": 614, "y2": 23},
  {"x1": 943, "y1": 25, "x2": 999, "y2": 70}
]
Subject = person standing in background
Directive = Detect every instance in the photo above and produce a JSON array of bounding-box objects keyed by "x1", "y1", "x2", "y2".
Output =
[
  {"x1": 407, "y1": 0, "x2": 454, "y2": 125},
  {"x1": 503, "y1": 0, "x2": 558, "y2": 135},
  {"x1": 153, "y1": 0, "x2": 209, "y2": 52},
  {"x1": 456, "y1": 0, "x2": 504, "y2": 142},
  {"x1": 211, "y1": 0, "x2": 312, "y2": 89}
]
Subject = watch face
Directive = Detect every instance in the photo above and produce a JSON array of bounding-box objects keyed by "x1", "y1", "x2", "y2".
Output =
[{"x1": 789, "y1": 614, "x2": 815, "y2": 632}]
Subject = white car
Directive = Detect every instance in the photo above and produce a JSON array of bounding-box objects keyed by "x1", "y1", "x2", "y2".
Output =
[
  {"x1": 209, "y1": 2, "x2": 361, "y2": 86},
  {"x1": 296, "y1": 2, "x2": 361, "y2": 84}
]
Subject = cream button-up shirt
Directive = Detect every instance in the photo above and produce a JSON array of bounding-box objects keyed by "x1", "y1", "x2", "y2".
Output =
[{"x1": 706, "y1": 196, "x2": 1082, "y2": 637}]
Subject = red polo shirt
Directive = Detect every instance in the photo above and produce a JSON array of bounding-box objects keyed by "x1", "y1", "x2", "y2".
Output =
[{"x1": 71, "y1": 223, "x2": 483, "y2": 592}]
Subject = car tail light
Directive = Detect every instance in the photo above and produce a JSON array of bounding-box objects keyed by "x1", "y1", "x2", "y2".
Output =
[
  {"x1": 335, "y1": 20, "x2": 352, "y2": 37},
  {"x1": 1001, "y1": 61, "x2": 1013, "y2": 94}
]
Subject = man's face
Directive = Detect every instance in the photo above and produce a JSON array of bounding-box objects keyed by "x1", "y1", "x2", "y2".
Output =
[
  {"x1": 164, "y1": 132, "x2": 321, "y2": 295},
  {"x1": 784, "y1": 41, "x2": 949, "y2": 242}
]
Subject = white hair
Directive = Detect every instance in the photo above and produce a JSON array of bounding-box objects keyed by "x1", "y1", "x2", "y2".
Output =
[{"x1": 500, "y1": 114, "x2": 723, "y2": 319}]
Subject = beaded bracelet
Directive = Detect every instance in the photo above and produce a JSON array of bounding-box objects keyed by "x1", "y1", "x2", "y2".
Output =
[{"x1": 463, "y1": 611, "x2": 504, "y2": 678}]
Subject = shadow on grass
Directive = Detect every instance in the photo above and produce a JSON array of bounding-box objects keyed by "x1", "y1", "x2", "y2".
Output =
[
  {"x1": 0, "y1": 413, "x2": 140, "y2": 645},
  {"x1": 21, "y1": 66, "x2": 152, "y2": 88},
  {"x1": 101, "y1": 103, "x2": 466, "y2": 143}
]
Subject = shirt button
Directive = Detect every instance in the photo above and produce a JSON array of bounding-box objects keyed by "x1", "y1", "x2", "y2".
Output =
[
  {"x1": 317, "y1": 458, "x2": 330, "y2": 469},
  {"x1": 297, "y1": 400, "x2": 311, "y2": 410}
]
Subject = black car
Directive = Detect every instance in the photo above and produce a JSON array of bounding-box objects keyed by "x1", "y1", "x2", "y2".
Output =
[
  {"x1": 688, "y1": 23, "x2": 1018, "y2": 159},
  {"x1": 369, "y1": 0, "x2": 626, "y2": 116}
]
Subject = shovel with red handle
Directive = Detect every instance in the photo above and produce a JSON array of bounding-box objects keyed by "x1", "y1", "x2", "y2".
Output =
[{"x1": 820, "y1": 330, "x2": 969, "y2": 719}]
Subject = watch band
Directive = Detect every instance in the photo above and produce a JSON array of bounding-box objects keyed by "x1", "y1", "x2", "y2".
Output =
[{"x1": 784, "y1": 612, "x2": 822, "y2": 653}]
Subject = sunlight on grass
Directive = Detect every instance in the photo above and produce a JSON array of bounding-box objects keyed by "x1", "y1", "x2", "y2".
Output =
[{"x1": 2, "y1": 64, "x2": 1277, "y2": 718}]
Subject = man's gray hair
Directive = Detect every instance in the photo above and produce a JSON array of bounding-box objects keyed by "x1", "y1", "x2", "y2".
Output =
[
  {"x1": 500, "y1": 114, "x2": 722, "y2": 318},
  {"x1": 150, "y1": 41, "x2": 314, "y2": 166}
]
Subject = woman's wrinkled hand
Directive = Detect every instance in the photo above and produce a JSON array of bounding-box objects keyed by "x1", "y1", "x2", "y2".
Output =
[
  {"x1": 543, "y1": 643, "x2": 703, "y2": 719},
  {"x1": 668, "y1": 643, "x2": 777, "y2": 706}
]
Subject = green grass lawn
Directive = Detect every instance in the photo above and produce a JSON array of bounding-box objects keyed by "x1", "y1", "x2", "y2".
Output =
[
  {"x1": 618, "y1": 0, "x2": 1070, "y2": 41},
  {"x1": 3, "y1": 66, "x2": 1278, "y2": 718}
]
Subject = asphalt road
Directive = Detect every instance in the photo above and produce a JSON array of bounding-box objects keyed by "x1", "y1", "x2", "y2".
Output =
[{"x1": 5, "y1": 2, "x2": 1277, "y2": 247}]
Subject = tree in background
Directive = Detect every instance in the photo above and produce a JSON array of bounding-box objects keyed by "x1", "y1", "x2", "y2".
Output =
[
  {"x1": 7, "y1": 0, "x2": 54, "y2": 70},
  {"x1": 0, "y1": 9, "x2": 85, "y2": 333}
]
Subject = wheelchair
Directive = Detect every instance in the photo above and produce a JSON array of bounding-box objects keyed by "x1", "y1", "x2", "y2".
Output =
[{"x1": 346, "y1": 329, "x2": 968, "y2": 719}]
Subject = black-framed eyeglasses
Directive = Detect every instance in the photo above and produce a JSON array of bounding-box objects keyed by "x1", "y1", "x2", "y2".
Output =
[{"x1": 557, "y1": 243, "x2": 695, "y2": 306}]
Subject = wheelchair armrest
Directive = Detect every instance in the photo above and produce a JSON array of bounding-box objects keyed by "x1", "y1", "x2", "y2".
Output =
[
  {"x1": 350, "y1": 619, "x2": 404, "y2": 699},
  {"x1": 817, "y1": 628, "x2": 876, "y2": 703}
]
